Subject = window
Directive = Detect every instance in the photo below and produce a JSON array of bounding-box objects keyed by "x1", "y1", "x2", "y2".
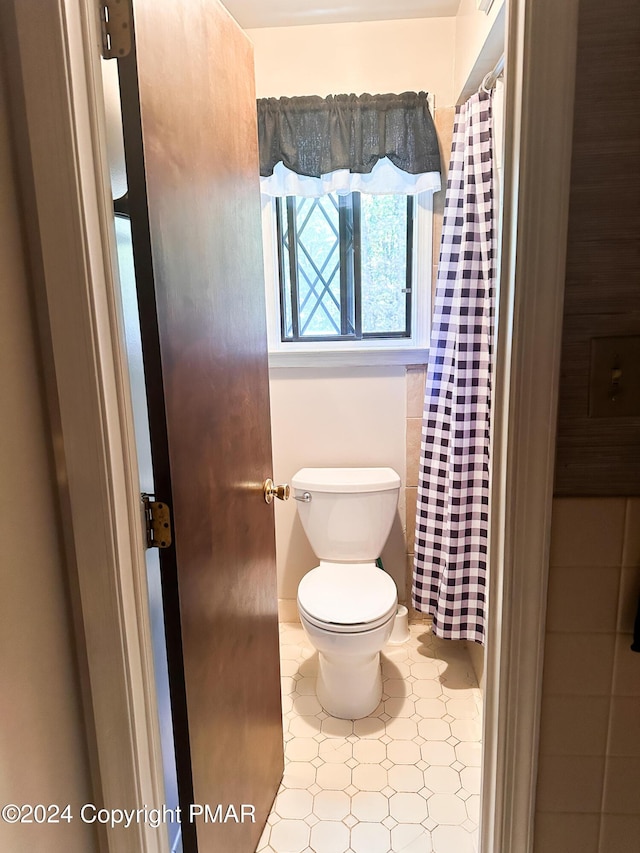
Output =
[
  {"x1": 257, "y1": 92, "x2": 440, "y2": 363},
  {"x1": 262, "y1": 191, "x2": 433, "y2": 364},
  {"x1": 276, "y1": 193, "x2": 414, "y2": 342}
]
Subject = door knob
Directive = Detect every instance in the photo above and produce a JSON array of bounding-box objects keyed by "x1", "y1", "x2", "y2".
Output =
[{"x1": 263, "y1": 479, "x2": 290, "y2": 504}]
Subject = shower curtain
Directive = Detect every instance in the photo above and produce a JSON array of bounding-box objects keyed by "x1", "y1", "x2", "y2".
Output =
[{"x1": 412, "y1": 89, "x2": 497, "y2": 645}]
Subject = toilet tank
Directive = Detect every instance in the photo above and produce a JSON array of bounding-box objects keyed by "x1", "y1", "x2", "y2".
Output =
[{"x1": 291, "y1": 467, "x2": 401, "y2": 562}]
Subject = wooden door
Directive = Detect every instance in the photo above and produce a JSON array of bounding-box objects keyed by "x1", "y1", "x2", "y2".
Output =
[{"x1": 117, "y1": 1, "x2": 283, "y2": 850}]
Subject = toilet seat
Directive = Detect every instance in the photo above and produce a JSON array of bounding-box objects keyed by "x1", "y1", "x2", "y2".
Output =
[{"x1": 297, "y1": 562, "x2": 397, "y2": 633}]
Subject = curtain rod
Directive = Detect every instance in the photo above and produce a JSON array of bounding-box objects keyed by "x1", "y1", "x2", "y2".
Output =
[{"x1": 481, "y1": 55, "x2": 505, "y2": 92}]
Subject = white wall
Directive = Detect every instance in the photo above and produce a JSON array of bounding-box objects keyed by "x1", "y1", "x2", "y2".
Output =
[
  {"x1": 453, "y1": 0, "x2": 505, "y2": 102},
  {"x1": 0, "y1": 66, "x2": 97, "y2": 852},
  {"x1": 269, "y1": 368, "x2": 407, "y2": 603},
  {"x1": 248, "y1": 18, "x2": 454, "y2": 609},
  {"x1": 248, "y1": 17, "x2": 457, "y2": 106},
  {"x1": 249, "y1": 9, "x2": 503, "y2": 610}
]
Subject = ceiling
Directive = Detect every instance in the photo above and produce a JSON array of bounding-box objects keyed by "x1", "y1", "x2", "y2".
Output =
[{"x1": 224, "y1": 0, "x2": 463, "y2": 29}]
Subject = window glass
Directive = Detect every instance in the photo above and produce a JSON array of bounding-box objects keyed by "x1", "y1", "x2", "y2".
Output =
[
  {"x1": 296, "y1": 195, "x2": 342, "y2": 337},
  {"x1": 360, "y1": 194, "x2": 410, "y2": 335},
  {"x1": 276, "y1": 193, "x2": 412, "y2": 343}
]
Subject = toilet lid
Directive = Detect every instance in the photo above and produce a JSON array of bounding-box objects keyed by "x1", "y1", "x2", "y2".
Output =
[{"x1": 297, "y1": 563, "x2": 397, "y2": 627}]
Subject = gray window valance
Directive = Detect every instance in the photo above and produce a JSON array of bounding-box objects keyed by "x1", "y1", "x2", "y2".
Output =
[{"x1": 257, "y1": 91, "x2": 441, "y2": 179}]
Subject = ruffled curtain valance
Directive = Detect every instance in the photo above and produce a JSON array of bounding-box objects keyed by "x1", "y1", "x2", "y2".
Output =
[{"x1": 257, "y1": 91, "x2": 441, "y2": 180}]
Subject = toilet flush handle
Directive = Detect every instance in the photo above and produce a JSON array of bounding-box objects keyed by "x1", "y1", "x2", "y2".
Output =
[
  {"x1": 263, "y1": 479, "x2": 290, "y2": 504},
  {"x1": 293, "y1": 491, "x2": 311, "y2": 503}
]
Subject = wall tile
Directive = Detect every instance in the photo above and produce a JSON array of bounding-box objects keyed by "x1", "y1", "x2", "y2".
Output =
[
  {"x1": 405, "y1": 488, "x2": 418, "y2": 554},
  {"x1": 608, "y1": 697, "x2": 640, "y2": 757},
  {"x1": 542, "y1": 633, "x2": 616, "y2": 696},
  {"x1": 431, "y1": 106, "x2": 454, "y2": 303},
  {"x1": 434, "y1": 107, "x2": 455, "y2": 181},
  {"x1": 408, "y1": 605, "x2": 431, "y2": 625},
  {"x1": 612, "y1": 634, "x2": 640, "y2": 697},
  {"x1": 406, "y1": 369, "x2": 426, "y2": 419},
  {"x1": 622, "y1": 498, "x2": 640, "y2": 567},
  {"x1": 538, "y1": 695, "x2": 610, "y2": 756},
  {"x1": 403, "y1": 106, "x2": 453, "y2": 599},
  {"x1": 617, "y1": 566, "x2": 640, "y2": 633},
  {"x1": 406, "y1": 418, "x2": 422, "y2": 488},
  {"x1": 535, "y1": 755, "x2": 605, "y2": 813},
  {"x1": 278, "y1": 599, "x2": 300, "y2": 623},
  {"x1": 549, "y1": 498, "x2": 626, "y2": 567},
  {"x1": 432, "y1": 263, "x2": 440, "y2": 303},
  {"x1": 546, "y1": 566, "x2": 621, "y2": 633},
  {"x1": 599, "y1": 814, "x2": 640, "y2": 853},
  {"x1": 432, "y1": 207, "x2": 444, "y2": 280},
  {"x1": 406, "y1": 554, "x2": 415, "y2": 613},
  {"x1": 602, "y1": 756, "x2": 640, "y2": 814},
  {"x1": 533, "y1": 812, "x2": 600, "y2": 853},
  {"x1": 466, "y1": 642, "x2": 484, "y2": 690}
]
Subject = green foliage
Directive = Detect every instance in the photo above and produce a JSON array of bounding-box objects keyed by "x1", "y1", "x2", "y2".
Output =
[{"x1": 360, "y1": 194, "x2": 407, "y2": 334}]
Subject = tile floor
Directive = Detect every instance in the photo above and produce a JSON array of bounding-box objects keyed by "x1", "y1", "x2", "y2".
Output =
[{"x1": 257, "y1": 622, "x2": 482, "y2": 853}]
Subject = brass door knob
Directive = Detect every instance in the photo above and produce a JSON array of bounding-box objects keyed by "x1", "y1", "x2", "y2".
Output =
[{"x1": 263, "y1": 479, "x2": 290, "y2": 504}]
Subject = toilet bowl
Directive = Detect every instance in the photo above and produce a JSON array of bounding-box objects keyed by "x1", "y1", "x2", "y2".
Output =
[{"x1": 292, "y1": 467, "x2": 400, "y2": 720}]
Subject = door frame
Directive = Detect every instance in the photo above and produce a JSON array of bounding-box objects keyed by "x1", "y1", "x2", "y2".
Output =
[
  {"x1": 483, "y1": 1, "x2": 579, "y2": 849},
  {"x1": 5, "y1": 1, "x2": 579, "y2": 852}
]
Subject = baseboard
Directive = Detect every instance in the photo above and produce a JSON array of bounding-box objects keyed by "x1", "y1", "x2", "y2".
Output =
[
  {"x1": 278, "y1": 599, "x2": 300, "y2": 623},
  {"x1": 466, "y1": 640, "x2": 485, "y2": 690},
  {"x1": 408, "y1": 606, "x2": 433, "y2": 625}
]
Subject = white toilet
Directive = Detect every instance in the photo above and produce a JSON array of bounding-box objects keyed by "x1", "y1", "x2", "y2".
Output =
[{"x1": 291, "y1": 467, "x2": 400, "y2": 720}]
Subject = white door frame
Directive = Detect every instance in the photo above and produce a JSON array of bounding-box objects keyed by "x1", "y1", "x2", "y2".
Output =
[
  {"x1": 483, "y1": 0, "x2": 579, "y2": 849},
  {"x1": 7, "y1": 0, "x2": 579, "y2": 851}
]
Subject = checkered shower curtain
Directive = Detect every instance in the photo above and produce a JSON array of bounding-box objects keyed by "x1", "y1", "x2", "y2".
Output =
[{"x1": 412, "y1": 90, "x2": 495, "y2": 645}]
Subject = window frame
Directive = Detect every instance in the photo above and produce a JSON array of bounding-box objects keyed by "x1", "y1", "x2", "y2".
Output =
[{"x1": 262, "y1": 190, "x2": 434, "y2": 367}]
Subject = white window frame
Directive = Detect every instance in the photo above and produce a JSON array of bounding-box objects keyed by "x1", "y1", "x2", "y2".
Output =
[{"x1": 262, "y1": 190, "x2": 434, "y2": 368}]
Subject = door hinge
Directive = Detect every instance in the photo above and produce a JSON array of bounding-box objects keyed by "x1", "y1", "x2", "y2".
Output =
[
  {"x1": 141, "y1": 493, "x2": 172, "y2": 549},
  {"x1": 99, "y1": 0, "x2": 132, "y2": 59}
]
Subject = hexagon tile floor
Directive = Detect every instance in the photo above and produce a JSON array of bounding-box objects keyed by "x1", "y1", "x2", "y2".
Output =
[{"x1": 256, "y1": 621, "x2": 482, "y2": 853}]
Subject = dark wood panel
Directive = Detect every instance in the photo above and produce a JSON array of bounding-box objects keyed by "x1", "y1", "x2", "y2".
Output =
[
  {"x1": 558, "y1": 315, "x2": 640, "y2": 413},
  {"x1": 554, "y1": 443, "x2": 640, "y2": 496},
  {"x1": 558, "y1": 424, "x2": 640, "y2": 447},
  {"x1": 572, "y1": 113, "x2": 639, "y2": 150},
  {"x1": 554, "y1": 0, "x2": 640, "y2": 496},
  {"x1": 566, "y1": 192, "x2": 638, "y2": 243},
  {"x1": 564, "y1": 239, "x2": 640, "y2": 316}
]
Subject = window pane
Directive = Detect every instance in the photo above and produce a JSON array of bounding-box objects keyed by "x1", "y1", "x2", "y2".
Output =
[
  {"x1": 277, "y1": 201, "x2": 293, "y2": 338},
  {"x1": 359, "y1": 194, "x2": 409, "y2": 335},
  {"x1": 296, "y1": 196, "x2": 341, "y2": 337}
]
